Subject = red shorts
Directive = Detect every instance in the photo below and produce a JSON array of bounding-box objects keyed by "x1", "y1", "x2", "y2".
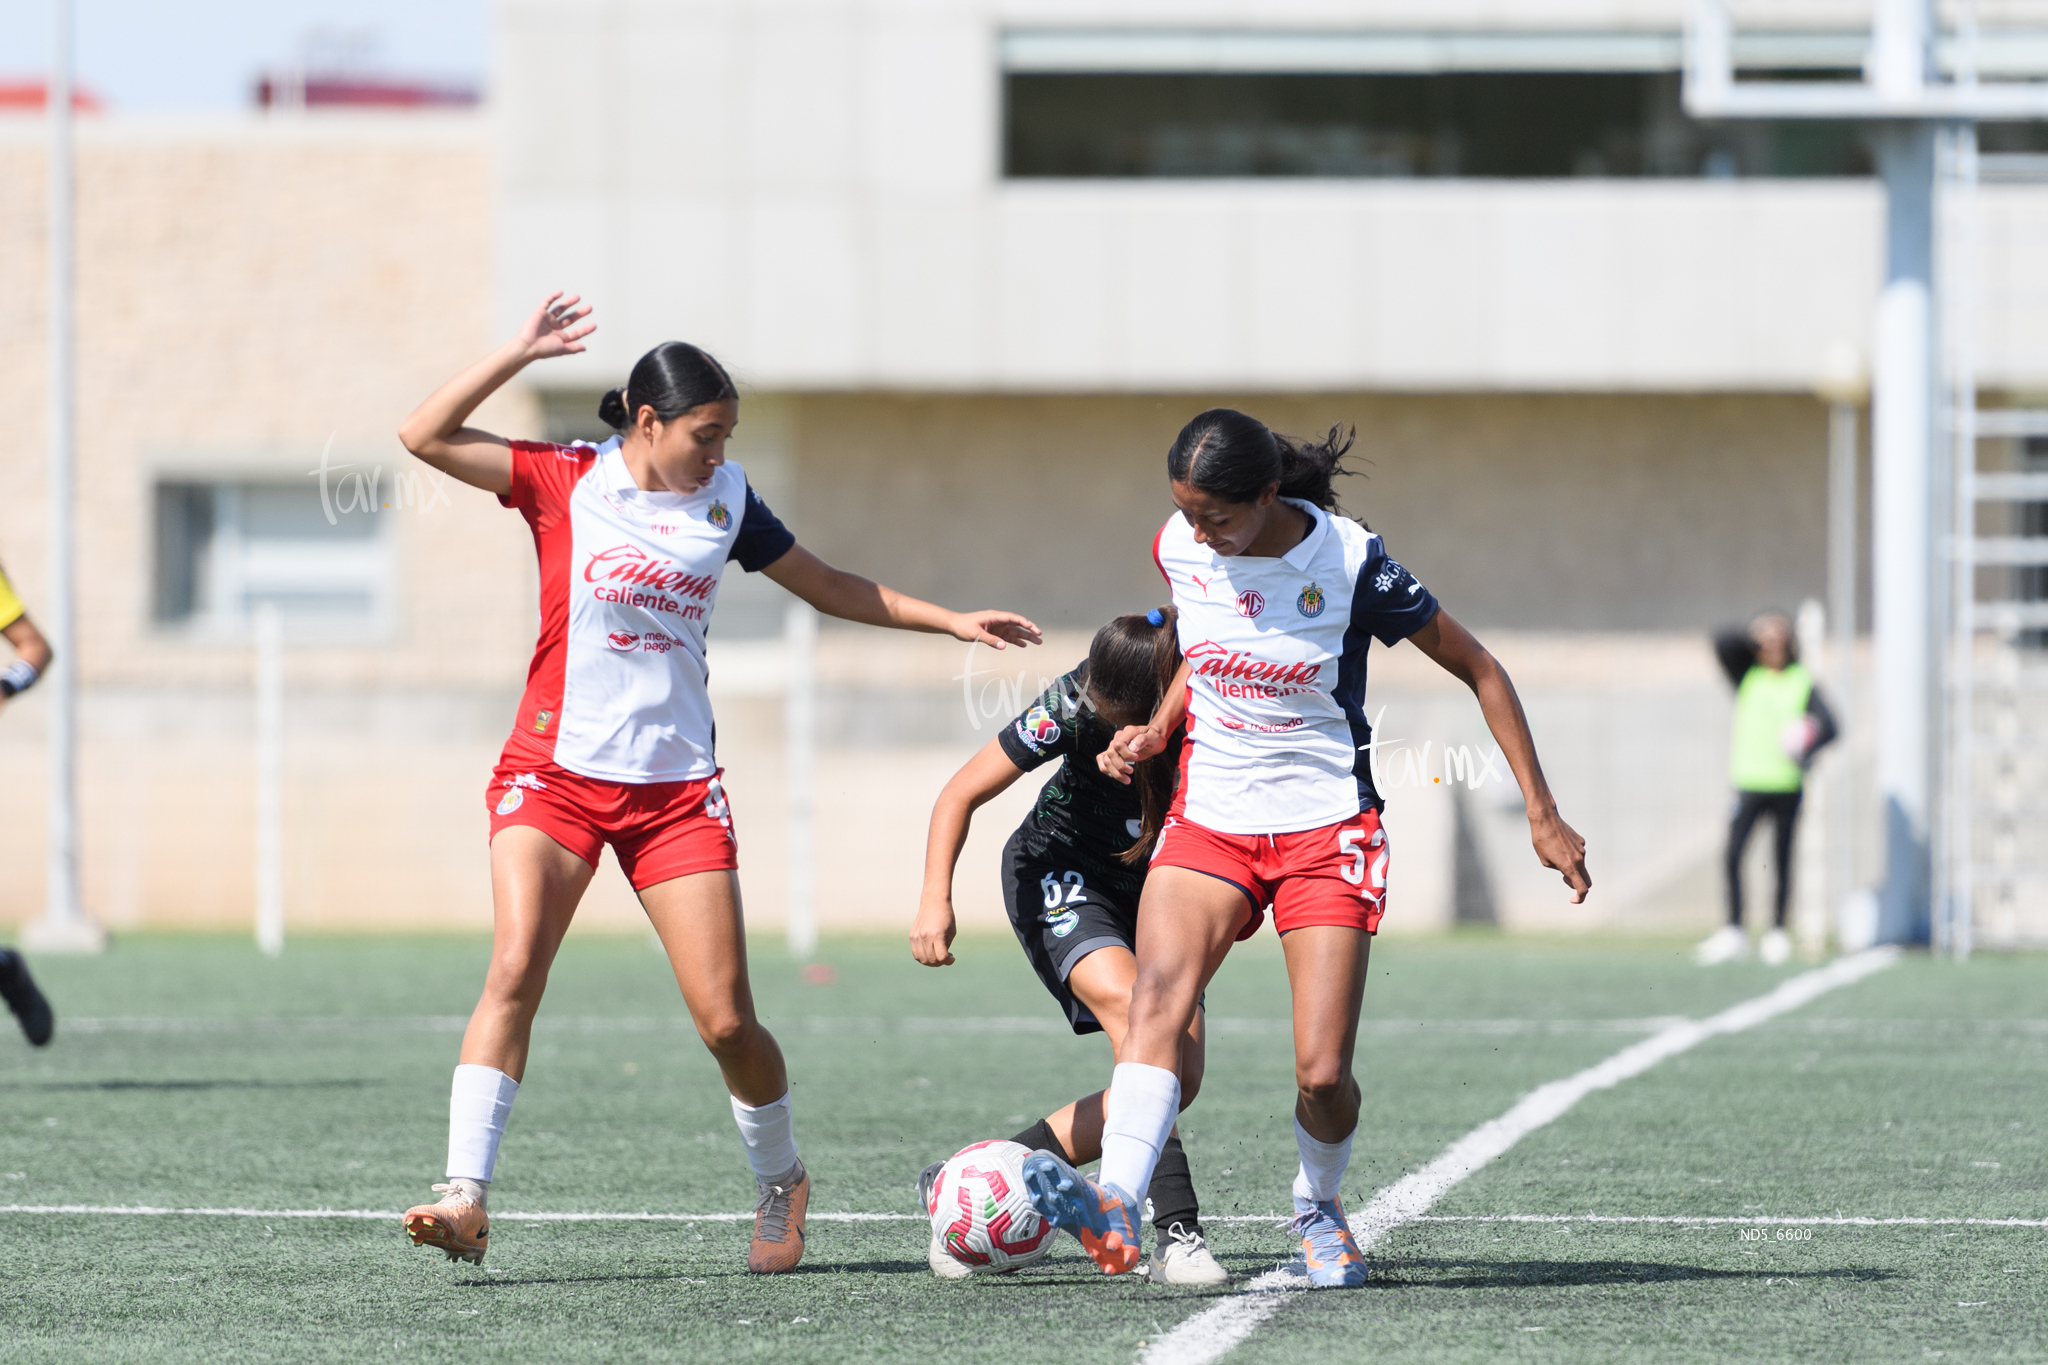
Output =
[
  {"x1": 1150, "y1": 807, "x2": 1389, "y2": 938},
  {"x1": 485, "y1": 758, "x2": 738, "y2": 891}
]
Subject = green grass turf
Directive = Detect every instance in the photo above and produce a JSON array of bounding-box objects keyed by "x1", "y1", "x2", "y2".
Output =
[{"x1": 0, "y1": 932, "x2": 2041, "y2": 1363}]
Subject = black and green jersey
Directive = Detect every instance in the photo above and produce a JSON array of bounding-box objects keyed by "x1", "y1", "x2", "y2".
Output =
[{"x1": 995, "y1": 662, "x2": 1181, "y2": 903}]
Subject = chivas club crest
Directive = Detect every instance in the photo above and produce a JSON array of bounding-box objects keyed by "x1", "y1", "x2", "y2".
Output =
[
  {"x1": 707, "y1": 500, "x2": 732, "y2": 530},
  {"x1": 1297, "y1": 584, "x2": 1326, "y2": 618}
]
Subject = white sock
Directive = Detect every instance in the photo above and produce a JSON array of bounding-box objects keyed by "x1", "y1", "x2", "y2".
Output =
[
  {"x1": 731, "y1": 1090, "x2": 801, "y2": 1183},
  {"x1": 1097, "y1": 1062, "x2": 1180, "y2": 1201},
  {"x1": 446, "y1": 1063, "x2": 519, "y2": 1184},
  {"x1": 1290, "y1": 1115, "x2": 1355, "y2": 1203}
]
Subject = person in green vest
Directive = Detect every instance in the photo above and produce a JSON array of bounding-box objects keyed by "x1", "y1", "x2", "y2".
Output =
[{"x1": 1696, "y1": 613, "x2": 1838, "y2": 966}]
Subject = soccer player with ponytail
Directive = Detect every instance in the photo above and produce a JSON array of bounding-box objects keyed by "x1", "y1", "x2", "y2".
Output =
[
  {"x1": 910, "y1": 605, "x2": 1227, "y2": 1284},
  {"x1": 1023, "y1": 409, "x2": 1590, "y2": 1284},
  {"x1": 395, "y1": 293, "x2": 1039, "y2": 1270}
]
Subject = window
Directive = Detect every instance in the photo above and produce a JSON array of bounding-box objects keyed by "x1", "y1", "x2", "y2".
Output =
[{"x1": 153, "y1": 479, "x2": 391, "y2": 635}]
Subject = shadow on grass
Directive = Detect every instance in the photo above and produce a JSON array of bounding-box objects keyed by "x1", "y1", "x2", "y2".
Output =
[
  {"x1": 1375, "y1": 1259, "x2": 1900, "y2": 1289},
  {"x1": 1, "y1": 1079, "x2": 378, "y2": 1093}
]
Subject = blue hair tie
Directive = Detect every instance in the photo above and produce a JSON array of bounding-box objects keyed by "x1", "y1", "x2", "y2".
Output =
[{"x1": 1146, "y1": 608, "x2": 1166, "y2": 627}]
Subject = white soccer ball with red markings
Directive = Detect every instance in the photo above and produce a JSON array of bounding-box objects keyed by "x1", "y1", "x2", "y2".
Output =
[{"x1": 926, "y1": 1139, "x2": 1056, "y2": 1275}]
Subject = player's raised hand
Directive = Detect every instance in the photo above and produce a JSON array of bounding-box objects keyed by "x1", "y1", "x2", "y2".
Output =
[
  {"x1": 514, "y1": 291, "x2": 595, "y2": 362},
  {"x1": 948, "y1": 610, "x2": 1042, "y2": 651},
  {"x1": 1096, "y1": 723, "x2": 1169, "y2": 784},
  {"x1": 1530, "y1": 807, "x2": 1591, "y2": 904},
  {"x1": 909, "y1": 893, "x2": 958, "y2": 967}
]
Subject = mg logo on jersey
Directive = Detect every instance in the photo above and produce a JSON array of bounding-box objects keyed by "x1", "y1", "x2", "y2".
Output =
[
  {"x1": 583, "y1": 545, "x2": 718, "y2": 600},
  {"x1": 1236, "y1": 589, "x2": 1265, "y2": 618}
]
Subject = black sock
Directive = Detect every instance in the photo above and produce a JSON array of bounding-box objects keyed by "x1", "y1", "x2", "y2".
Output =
[
  {"x1": 1147, "y1": 1133, "x2": 1202, "y2": 1236},
  {"x1": 1008, "y1": 1118, "x2": 1074, "y2": 1165}
]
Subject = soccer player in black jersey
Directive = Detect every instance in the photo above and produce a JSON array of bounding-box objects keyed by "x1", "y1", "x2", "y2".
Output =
[{"x1": 910, "y1": 606, "x2": 1226, "y2": 1284}]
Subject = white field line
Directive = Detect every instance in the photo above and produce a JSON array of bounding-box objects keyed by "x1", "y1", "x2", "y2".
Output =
[
  {"x1": 3, "y1": 1205, "x2": 2038, "y2": 1231},
  {"x1": 1416, "y1": 1214, "x2": 2048, "y2": 1228},
  {"x1": 1138, "y1": 947, "x2": 1902, "y2": 1365},
  {"x1": 53, "y1": 1015, "x2": 1693, "y2": 1037}
]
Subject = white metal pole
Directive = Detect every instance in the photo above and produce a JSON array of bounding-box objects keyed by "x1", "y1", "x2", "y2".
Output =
[
  {"x1": 783, "y1": 600, "x2": 818, "y2": 960},
  {"x1": 254, "y1": 603, "x2": 285, "y2": 957},
  {"x1": 1870, "y1": 123, "x2": 1939, "y2": 947},
  {"x1": 1826, "y1": 399, "x2": 1859, "y2": 949},
  {"x1": 26, "y1": 0, "x2": 100, "y2": 955}
]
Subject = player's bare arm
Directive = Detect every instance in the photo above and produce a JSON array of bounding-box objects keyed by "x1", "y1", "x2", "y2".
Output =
[
  {"x1": 0, "y1": 613, "x2": 52, "y2": 716},
  {"x1": 1097, "y1": 660, "x2": 1191, "y2": 783},
  {"x1": 397, "y1": 291, "x2": 596, "y2": 494},
  {"x1": 1406, "y1": 607, "x2": 1591, "y2": 904},
  {"x1": 761, "y1": 545, "x2": 1041, "y2": 649},
  {"x1": 910, "y1": 739, "x2": 1028, "y2": 967}
]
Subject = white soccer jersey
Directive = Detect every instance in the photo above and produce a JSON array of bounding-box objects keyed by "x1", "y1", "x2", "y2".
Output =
[
  {"x1": 1154, "y1": 500, "x2": 1439, "y2": 834},
  {"x1": 497, "y1": 438, "x2": 794, "y2": 784}
]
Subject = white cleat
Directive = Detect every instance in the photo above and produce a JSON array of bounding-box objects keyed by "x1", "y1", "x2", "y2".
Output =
[
  {"x1": 1693, "y1": 924, "x2": 1748, "y2": 966},
  {"x1": 1146, "y1": 1222, "x2": 1229, "y2": 1285},
  {"x1": 1758, "y1": 927, "x2": 1792, "y2": 966},
  {"x1": 927, "y1": 1227, "x2": 974, "y2": 1280}
]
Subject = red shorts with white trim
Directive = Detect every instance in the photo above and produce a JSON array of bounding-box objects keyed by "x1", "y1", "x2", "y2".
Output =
[
  {"x1": 485, "y1": 758, "x2": 738, "y2": 891},
  {"x1": 1149, "y1": 807, "x2": 1389, "y2": 938}
]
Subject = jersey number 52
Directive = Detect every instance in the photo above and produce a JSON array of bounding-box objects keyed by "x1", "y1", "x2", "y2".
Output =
[{"x1": 1337, "y1": 828, "x2": 1388, "y2": 899}]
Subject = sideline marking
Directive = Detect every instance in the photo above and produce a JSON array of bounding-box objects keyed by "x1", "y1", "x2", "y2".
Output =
[
  {"x1": 1, "y1": 1205, "x2": 2034, "y2": 1230},
  {"x1": 1138, "y1": 947, "x2": 1903, "y2": 1365},
  {"x1": 54, "y1": 1015, "x2": 1693, "y2": 1037}
]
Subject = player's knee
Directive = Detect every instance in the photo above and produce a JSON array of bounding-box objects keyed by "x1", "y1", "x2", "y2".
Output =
[
  {"x1": 695, "y1": 1011, "x2": 755, "y2": 1057},
  {"x1": 1294, "y1": 1062, "x2": 1353, "y2": 1108},
  {"x1": 482, "y1": 947, "x2": 549, "y2": 1005}
]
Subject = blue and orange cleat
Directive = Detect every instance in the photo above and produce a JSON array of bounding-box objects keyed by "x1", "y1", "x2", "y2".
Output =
[
  {"x1": 1019, "y1": 1151, "x2": 1143, "y2": 1275},
  {"x1": 1291, "y1": 1194, "x2": 1369, "y2": 1287}
]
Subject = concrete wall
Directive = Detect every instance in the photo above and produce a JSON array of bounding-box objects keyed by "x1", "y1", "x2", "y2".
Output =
[{"x1": 495, "y1": 0, "x2": 2048, "y2": 397}]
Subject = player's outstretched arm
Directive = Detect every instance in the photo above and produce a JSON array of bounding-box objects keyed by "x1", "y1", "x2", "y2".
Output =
[
  {"x1": 1407, "y1": 607, "x2": 1592, "y2": 904},
  {"x1": 1097, "y1": 660, "x2": 1192, "y2": 784},
  {"x1": 760, "y1": 546, "x2": 1041, "y2": 650},
  {"x1": 911, "y1": 739, "x2": 1028, "y2": 966},
  {"x1": 397, "y1": 291, "x2": 596, "y2": 496}
]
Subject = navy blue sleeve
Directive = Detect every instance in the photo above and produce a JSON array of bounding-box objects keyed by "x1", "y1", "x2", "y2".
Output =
[
  {"x1": 730, "y1": 482, "x2": 796, "y2": 572},
  {"x1": 1352, "y1": 542, "x2": 1439, "y2": 646}
]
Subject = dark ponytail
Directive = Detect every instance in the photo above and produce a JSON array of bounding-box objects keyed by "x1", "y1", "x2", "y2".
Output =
[
  {"x1": 1165, "y1": 407, "x2": 1356, "y2": 514},
  {"x1": 1083, "y1": 604, "x2": 1183, "y2": 865},
  {"x1": 598, "y1": 341, "x2": 738, "y2": 431}
]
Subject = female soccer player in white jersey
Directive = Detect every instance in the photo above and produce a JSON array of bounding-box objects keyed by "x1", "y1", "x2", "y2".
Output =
[
  {"x1": 909, "y1": 605, "x2": 1226, "y2": 1285},
  {"x1": 1022, "y1": 409, "x2": 1590, "y2": 1283},
  {"x1": 394, "y1": 293, "x2": 1039, "y2": 1271}
]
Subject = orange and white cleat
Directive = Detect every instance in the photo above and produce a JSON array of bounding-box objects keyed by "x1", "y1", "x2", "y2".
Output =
[
  {"x1": 1019, "y1": 1151, "x2": 1142, "y2": 1275},
  {"x1": 747, "y1": 1161, "x2": 810, "y2": 1273},
  {"x1": 402, "y1": 1182, "x2": 490, "y2": 1265}
]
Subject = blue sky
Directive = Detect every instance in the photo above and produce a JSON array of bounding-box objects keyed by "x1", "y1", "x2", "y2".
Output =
[{"x1": 0, "y1": 0, "x2": 488, "y2": 110}]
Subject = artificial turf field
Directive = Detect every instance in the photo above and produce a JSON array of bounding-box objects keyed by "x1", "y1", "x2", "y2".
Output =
[{"x1": 1, "y1": 932, "x2": 2042, "y2": 1364}]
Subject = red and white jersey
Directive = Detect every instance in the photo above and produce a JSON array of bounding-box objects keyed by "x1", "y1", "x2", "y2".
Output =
[
  {"x1": 498, "y1": 437, "x2": 794, "y2": 784},
  {"x1": 1154, "y1": 500, "x2": 1438, "y2": 834}
]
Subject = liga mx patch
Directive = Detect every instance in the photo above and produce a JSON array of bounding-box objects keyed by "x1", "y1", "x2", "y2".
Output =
[
  {"x1": 496, "y1": 787, "x2": 525, "y2": 816},
  {"x1": 1016, "y1": 703, "x2": 1061, "y2": 751}
]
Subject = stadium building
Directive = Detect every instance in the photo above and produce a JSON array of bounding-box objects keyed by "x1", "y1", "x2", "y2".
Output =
[{"x1": 2, "y1": 0, "x2": 2044, "y2": 942}]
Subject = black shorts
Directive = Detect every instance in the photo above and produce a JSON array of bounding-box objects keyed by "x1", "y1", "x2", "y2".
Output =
[{"x1": 1001, "y1": 831, "x2": 1140, "y2": 1036}]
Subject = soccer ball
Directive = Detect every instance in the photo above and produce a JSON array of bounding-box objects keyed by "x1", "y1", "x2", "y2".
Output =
[{"x1": 926, "y1": 1139, "x2": 1057, "y2": 1274}]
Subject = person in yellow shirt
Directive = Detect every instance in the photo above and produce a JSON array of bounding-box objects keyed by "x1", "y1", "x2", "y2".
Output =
[
  {"x1": 0, "y1": 559, "x2": 55, "y2": 1045},
  {"x1": 1696, "y1": 612, "x2": 1838, "y2": 966}
]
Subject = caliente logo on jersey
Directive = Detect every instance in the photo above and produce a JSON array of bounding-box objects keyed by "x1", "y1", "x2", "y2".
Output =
[
  {"x1": 1236, "y1": 589, "x2": 1266, "y2": 618},
  {"x1": 1297, "y1": 583, "x2": 1326, "y2": 618},
  {"x1": 583, "y1": 545, "x2": 718, "y2": 599},
  {"x1": 707, "y1": 500, "x2": 732, "y2": 530},
  {"x1": 1184, "y1": 640, "x2": 1320, "y2": 686}
]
